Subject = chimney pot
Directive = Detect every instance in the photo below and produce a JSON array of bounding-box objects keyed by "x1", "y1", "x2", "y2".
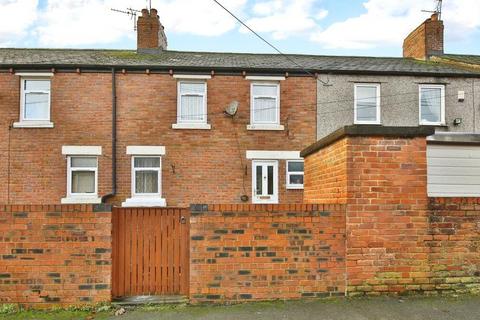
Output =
[{"x1": 137, "y1": 8, "x2": 168, "y2": 53}]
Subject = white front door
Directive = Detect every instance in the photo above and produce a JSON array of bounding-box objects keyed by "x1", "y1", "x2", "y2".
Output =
[{"x1": 252, "y1": 160, "x2": 278, "y2": 204}]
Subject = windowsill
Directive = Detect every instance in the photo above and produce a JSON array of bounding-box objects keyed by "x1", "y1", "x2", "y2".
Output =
[
  {"x1": 247, "y1": 124, "x2": 285, "y2": 131},
  {"x1": 13, "y1": 121, "x2": 54, "y2": 129},
  {"x1": 172, "y1": 123, "x2": 211, "y2": 130},
  {"x1": 61, "y1": 196, "x2": 102, "y2": 204},
  {"x1": 420, "y1": 123, "x2": 448, "y2": 127},
  {"x1": 122, "y1": 197, "x2": 167, "y2": 208},
  {"x1": 286, "y1": 186, "x2": 304, "y2": 190},
  {"x1": 354, "y1": 122, "x2": 382, "y2": 126}
]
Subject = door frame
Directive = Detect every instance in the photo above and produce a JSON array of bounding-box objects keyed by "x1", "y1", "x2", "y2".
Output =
[{"x1": 251, "y1": 160, "x2": 279, "y2": 204}]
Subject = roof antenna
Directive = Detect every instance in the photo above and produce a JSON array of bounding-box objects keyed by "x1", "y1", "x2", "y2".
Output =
[
  {"x1": 422, "y1": 0, "x2": 443, "y2": 20},
  {"x1": 111, "y1": 7, "x2": 142, "y2": 31}
]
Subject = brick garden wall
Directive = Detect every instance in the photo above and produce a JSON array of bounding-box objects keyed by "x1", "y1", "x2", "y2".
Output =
[
  {"x1": 0, "y1": 204, "x2": 112, "y2": 307},
  {"x1": 189, "y1": 204, "x2": 346, "y2": 303},
  {"x1": 428, "y1": 198, "x2": 480, "y2": 294},
  {"x1": 304, "y1": 134, "x2": 480, "y2": 296}
]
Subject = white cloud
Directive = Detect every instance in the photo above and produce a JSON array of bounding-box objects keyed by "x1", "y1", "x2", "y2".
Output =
[
  {"x1": 31, "y1": 0, "x2": 247, "y2": 47},
  {"x1": 243, "y1": 0, "x2": 327, "y2": 40},
  {"x1": 0, "y1": 0, "x2": 38, "y2": 46},
  {"x1": 156, "y1": 0, "x2": 247, "y2": 36},
  {"x1": 310, "y1": 0, "x2": 480, "y2": 49}
]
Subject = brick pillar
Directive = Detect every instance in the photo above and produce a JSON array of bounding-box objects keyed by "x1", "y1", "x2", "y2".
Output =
[{"x1": 302, "y1": 126, "x2": 435, "y2": 295}]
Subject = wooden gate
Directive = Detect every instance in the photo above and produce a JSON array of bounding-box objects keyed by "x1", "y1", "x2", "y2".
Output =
[{"x1": 112, "y1": 208, "x2": 190, "y2": 298}]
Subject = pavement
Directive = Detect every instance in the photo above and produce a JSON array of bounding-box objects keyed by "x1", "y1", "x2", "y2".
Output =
[{"x1": 106, "y1": 295, "x2": 480, "y2": 320}]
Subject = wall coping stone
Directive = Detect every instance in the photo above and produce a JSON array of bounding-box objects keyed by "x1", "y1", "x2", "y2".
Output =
[{"x1": 301, "y1": 125, "x2": 435, "y2": 157}]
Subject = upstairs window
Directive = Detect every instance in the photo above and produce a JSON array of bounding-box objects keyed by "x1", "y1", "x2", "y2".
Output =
[
  {"x1": 177, "y1": 81, "x2": 207, "y2": 124},
  {"x1": 251, "y1": 83, "x2": 280, "y2": 125},
  {"x1": 286, "y1": 160, "x2": 304, "y2": 189},
  {"x1": 354, "y1": 84, "x2": 380, "y2": 124},
  {"x1": 14, "y1": 76, "x2": 54, "y2": 128},
  {"x1": 419, "y1": 84, "x2": 445, "y2": 125}
]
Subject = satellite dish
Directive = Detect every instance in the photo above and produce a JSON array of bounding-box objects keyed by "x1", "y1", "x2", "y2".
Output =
[{"x1": 224, "y1": 101, "x2": 239, "y2": 117}]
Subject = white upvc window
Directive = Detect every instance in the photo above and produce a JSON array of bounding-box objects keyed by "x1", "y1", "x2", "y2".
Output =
[
  {"x1": 419, "y1": 84, "x2": 446, "y2": 125},
  {"x1": 354, "y1": 83, "x2": 381, "y2": 124},
  {"x1": 123, "y1": 146, "x2": 167, "y2": 207},
  {"x1": 173, "y1": 80, "x2": 210, "y2": 130},
  {"x1": 248, "y1": 82, "x2": 284, "y2": 130},
  {"x1": 132, "y1": 156, "x2": 161, "y2": 197},
  {"x1": 61, "y1": 146, "x2": 102, "y2": 204},
  {"x1": 286, "y1": 160, "x2": 304, "y2": 189},
  {"x1": 14, "y1": 76, "x2": 54, "y2": 128}
]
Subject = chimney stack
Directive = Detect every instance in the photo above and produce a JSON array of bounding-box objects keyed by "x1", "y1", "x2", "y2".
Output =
[
  {"x1": 403, "y1": 13, "x2": 444, "y2": 60},
  {"x1": 137, "y1": 8, "x2": 168, "y2": 54}
]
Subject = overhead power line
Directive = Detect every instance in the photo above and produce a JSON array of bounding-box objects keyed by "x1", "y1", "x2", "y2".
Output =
[{"x1": 211, "y1": 0, "x2": 331, "y2": 86}]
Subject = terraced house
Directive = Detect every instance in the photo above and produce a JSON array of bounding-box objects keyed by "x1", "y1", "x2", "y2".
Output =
[
  {"x1": 1, "y1": 11, "x2": 479, "y2": 206},
  {"x1": 0, "y1": 9, "x2": 480, "y2": 307}
]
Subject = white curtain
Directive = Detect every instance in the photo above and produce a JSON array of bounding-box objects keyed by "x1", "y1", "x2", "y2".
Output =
[
  {"x1": 252, "y1": 84, "x2": 278, "y2": 123},
  {"x1": 180, "y1": 82, "x2": 205, "y2": 122},
  {"x1": 72, "y1": 171, "x2": 95, "y2": 193}
]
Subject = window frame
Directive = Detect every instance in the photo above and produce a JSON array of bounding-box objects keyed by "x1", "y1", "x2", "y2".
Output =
[
  {"x1": 286, "y1": 160, "x2": 305, "y2": 190},
  {"x1": 250, "y1": 82, "x2": 281, "y2": 126},
  {"x1": 20, "y1": 77, "x2": 52, "y2": 123},
  {"x1": 176, "y1": 80, "x2": 208, "y2": 124},
  {"x1": 419, "y1": 84, "x2": 446, "y2": 126},
  {"x1": 66, "y1": 156, "x2": 98, "y2": 198},
  {"x1": 131, "y1": 156, "x2": 162, "y2": 198},
  {"x1": 354, "y1": 83, "x2": 381, "y2": 125}
]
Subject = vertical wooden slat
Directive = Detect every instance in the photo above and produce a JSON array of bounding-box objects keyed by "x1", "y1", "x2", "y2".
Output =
[
  {"x1": 182, "y1": 209, "x2": 190, "y2": 295},
  {"x1": 111, "y1": 209, "x2": 117, "y2": 297},
  {"x1": 131, "y1": 208, "x2": 139, "y2": 295},
  {"x1": 161, "y1": 209, "x2": 168, "y2": 294},
  {"x1": 118, "y1": 208, "x2": 126, "y2": 296},
  {"x1": 173, "y1": 209, "x2": 181, "y2": 293},
  {"x1": 155, "y1": 209, "x2": 162, "y2": 293},
  {"x1": 123, "y1": 209, "x2": 131, "y2": 296}
]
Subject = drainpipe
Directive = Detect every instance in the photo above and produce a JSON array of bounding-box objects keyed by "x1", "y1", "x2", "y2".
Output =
[{"x1": 102, "y1": 67, "x2": 117, "y2": 203}]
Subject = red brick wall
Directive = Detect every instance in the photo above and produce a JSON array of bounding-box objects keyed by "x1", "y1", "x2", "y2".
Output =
[
  {"x1": 0, "y1": 73, "x2": 112, "y2": 204},
  {"x1": 428, "y1": 198, "x2": 480, "y2": 294},
  {"x1": 304, "y1": 138, "x2": 348, "y2": 204},
  {"x1": 0, "y1": 72, "x2": 316, "y2": 206},
  {"x1": 189, "y1": 204, "x2": 346, "y2": 303},
  {"x1": 115, "y1": 74, "x2": 315, "y2": 206},
  {"x1": 345, "y1": 136, "x2": 431, "y2": 295},
  {"x1": 0, "y1": 204, "x2": 112, "y2": 307}
]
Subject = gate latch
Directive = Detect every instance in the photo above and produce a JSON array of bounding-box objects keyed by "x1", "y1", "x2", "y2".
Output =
[{"x1": 180, "y1": 216, "x2": 187, "y2": 224}]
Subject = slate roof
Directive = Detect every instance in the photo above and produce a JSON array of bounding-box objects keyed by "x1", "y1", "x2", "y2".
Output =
[
  {"x1": 439, "y1": 54, "x2": 480, "y2": 66},
  {"x1": 1, "y1": 48, "x2": 480, "y2": 76}
]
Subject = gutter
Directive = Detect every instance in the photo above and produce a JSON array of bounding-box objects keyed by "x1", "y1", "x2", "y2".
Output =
[{"x1": 101, "y1": 67, "x2": 117, "y2": 203}]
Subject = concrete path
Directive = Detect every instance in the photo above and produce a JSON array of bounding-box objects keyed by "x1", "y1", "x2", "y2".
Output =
[{"x1": 108, "y1": 296, "x2": 480, "y2": 320}]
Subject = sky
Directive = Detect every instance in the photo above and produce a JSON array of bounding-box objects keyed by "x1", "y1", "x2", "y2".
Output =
[{"x1": 0, "y1": 0, "x2": 479, "y2": 57}]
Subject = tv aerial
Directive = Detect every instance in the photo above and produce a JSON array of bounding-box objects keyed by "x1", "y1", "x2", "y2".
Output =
[
  {"x1": 111, "y1": 7, "x2": 142, "y2": 31},
  {"x1": 422, "y1": 0, "x2": 443, "y2": 19}
]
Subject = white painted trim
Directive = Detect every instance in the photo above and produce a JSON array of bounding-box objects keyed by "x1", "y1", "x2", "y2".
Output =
[
  {"x1": 122, "y1": 197, "x2": 167, "y2": 208},
  {"x1": 172, "y1": 123, "x2": 211, "y2": 130},
  {"x1": 62, "y1": 146, "x2": 102, "y2": 156},
  {"x1": 250, "y1": 82, "x2": 281, "y2": 126},
  {"x1": 247, "y1": 124, "x2": 285, "y2": 131},
  {"x1": 354, "y1": 83, "x2": 381, "y2": 125},
  {"x1": 20, "y1": 77, "x2": 52, "y2": 123},
  {"x1": 419, "y1": 84, "x2": 446, "y2": 126},
  {"x1": 61, "y1": 197, "x2": 102, "y2": 204},
  {"x1": 252, "y1": 160, "x2": 279, "y2": 204},
  {"x1": 177, "y1": 80, "x2": 208, "y2": 125},
  {"x1": 173, "y1": 74, "x2": 212, "y2": 80},
  {"x1": 246, "y1": 76, "x2": 286, "y2": 81},
  {"x1": 126, "y1": 146, "x2": 166, "y2": 155},
  {"x1": 15, "y1": 72, "x2": 54, "y2": 77},
  {"x1": 66, "y1": 156, "x2": 98, "y2": 199},
  {"x1": 13, "y1": 121, "x2": 54, "y2": 129},
  {"x1": 246, "y1": 150, "x2": 301, "y2": 160},
  {"x1": 286, "y1": 159, "x2": 305, "y2": 190},
  {"x1": 131, "y1": 156, "x2": 162, "y2": 198}
]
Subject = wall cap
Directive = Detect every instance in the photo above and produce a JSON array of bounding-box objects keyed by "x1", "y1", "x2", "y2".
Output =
[{"x1": 301, "y1": 125, "x2": 435, "y2": 158}]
